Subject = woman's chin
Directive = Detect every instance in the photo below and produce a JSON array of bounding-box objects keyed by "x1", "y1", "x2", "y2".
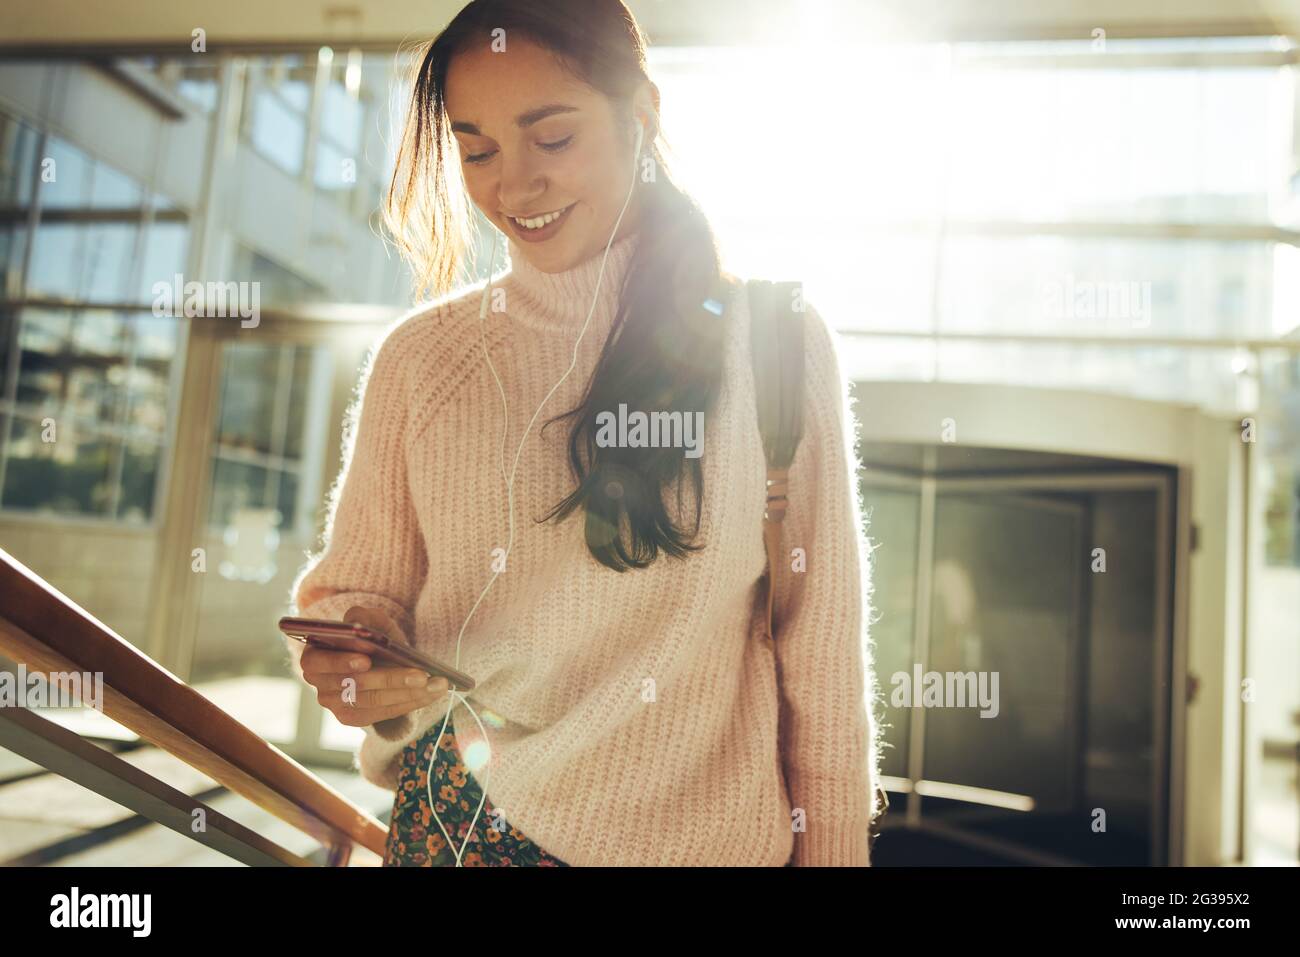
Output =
[{"x1": 518, "y1": 238, "x2": 596, "y2": 275}]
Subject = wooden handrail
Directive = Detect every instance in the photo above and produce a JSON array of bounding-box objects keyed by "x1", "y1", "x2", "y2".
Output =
[
  {"x1": 0, "y1": 546, "x2": 388, "y2": 860},
  {"x1": 0, "y1": 706, "x2": 314, "y2": 866}
]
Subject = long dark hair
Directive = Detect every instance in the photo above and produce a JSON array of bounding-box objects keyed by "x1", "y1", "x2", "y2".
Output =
[{"x1": 383, "y1": 0, "x2": 730, "y2": 572}]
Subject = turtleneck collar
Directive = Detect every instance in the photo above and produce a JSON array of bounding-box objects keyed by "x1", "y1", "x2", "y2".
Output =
[{"x1": 500, "y1": 230, "x2": 640, "y2": 334}]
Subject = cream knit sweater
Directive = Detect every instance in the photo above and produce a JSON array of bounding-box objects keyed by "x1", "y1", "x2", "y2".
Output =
[{"x1": 287, "y1": 229, "x2": 882, "y2": 866}]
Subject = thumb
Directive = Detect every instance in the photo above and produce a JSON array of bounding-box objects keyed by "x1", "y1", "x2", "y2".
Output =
[{"x1": 343, "y1": 605, "x2": 410, "y2": 646}]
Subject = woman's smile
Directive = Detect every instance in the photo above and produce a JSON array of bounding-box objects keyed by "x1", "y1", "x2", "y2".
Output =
[{"x1": 504, "y1": 201, "x2": 578, "y2": 243}]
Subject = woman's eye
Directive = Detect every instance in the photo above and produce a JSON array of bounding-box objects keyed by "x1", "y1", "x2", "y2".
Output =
[{"x1": 463, "y1": 136, "x2": 570, "y2": 165}]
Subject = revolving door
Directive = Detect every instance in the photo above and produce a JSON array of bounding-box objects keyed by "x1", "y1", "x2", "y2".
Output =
[{"x1": 863, "y1": 444, "x2": 1177, "y2": 865}]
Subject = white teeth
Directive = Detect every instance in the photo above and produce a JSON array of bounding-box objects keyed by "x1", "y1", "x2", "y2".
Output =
[{"x1": 511, "y1": 206, "x2": 569, "y2": 229}]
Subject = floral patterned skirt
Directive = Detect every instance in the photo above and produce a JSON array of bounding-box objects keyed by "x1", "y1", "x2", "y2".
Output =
[{"x1": 382, "y1": 715, "x2": 569, "y2": 867}]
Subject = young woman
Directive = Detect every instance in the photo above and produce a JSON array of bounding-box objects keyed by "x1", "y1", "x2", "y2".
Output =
[{"x1": 287, "y1": 0, "x2": 883, "y2": 866}]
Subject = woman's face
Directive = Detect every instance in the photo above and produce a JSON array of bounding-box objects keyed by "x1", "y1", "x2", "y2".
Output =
[{"x1": 445, "y1": 36, "x2": 651, "y2": 274}]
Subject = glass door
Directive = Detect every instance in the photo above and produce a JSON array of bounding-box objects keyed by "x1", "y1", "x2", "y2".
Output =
[
  {"x1": 863, "y1": 458, "x2": 1175, "y2": 865},
  {"x1": 164, "y1": 313, "x2": 389, "y2": 765}
]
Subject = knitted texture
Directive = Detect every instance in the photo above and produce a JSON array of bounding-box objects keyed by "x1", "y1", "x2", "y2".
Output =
[{"x1": 287, "y1": 230, "x2": 882, "y2": 865}]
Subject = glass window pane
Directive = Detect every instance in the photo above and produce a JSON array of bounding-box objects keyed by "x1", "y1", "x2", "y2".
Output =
[
  {"x1": 132, "y1": 312, "x2": 181, "y2": 360},
  {"x1": 319, "y1": 75, "x2": 363, "y2": 153},
  {"x1": 271, "y1": 55, "x2": 313, "y2": 112},
  {"x1": 859, "y1": 482, "x2": 920, "y2": 781},
  {"x1": 313, "y1": 140, "x2": 355, "y2": 193},
  {"x1": 229, "y1": 244, "x2": 327, "y2": 307},
  {"x1": 0, "y1": 225, "x2": 28, "y2": 298},
  {"x1": 90, "y1": 160, "x2": 143, "y2": 208},
  {"x1": 247, "y1": 56, "x2": 312, "y2": 177},
  {"x1": 250, "y1": 92, "x2": 306, "y2": 175},
  {"x1": 71, "y1": 313, "x2": 130, "y2": 425},
  {"x1": 176, "y1": 60, "x2": 220, "y2": 113},
  {"x1": 0, "y1": 112, "x2": 39, "y2": 206},
  {"x1": 123, "y1": 317, "x2": 179, "y2": 437},
  {"x1": 69, "y1": 353, "x2": 125, "y2": 425},
  {"x1": 275, "y1": 468, "x2": 298, "y2": 531},
  {"x1": 0, "y1": 308, "x2": 13, "y2": 377},
  {"x1": 39, "y1": 137, "x2": 92, "y2": 208},
  {"x1": 19, "y1": 310, "x2": 130, "y2": 424},
  {"x1": 4, "y1": 310, "x2": 175, "y2": 520},
  {"x1": 15, "y1": 308, "x2": 73, "y2": 413},
  {"x1": 948, "y1": 65, "x2": 1284, "y2": 224},
  {"x1": 71, "y1": 310, "x2": 127, "y2": 356},
  {"x1": 30, "y1": 221, "x2": 137, "y2": 303},
  {"x1": 939, "y1": 236, "x2": 1276, "y2": 340},
  {"x1": 80, "y1": 223, "x2": 137, "y2": 301},
  {"x1": 208, "y1": 457, "x2": 271, "y2": 528},
  {"x1": 1, "y1": 415, "x2": 115, "y2": 516},
  {"x1": 851, "y1": 335, "x2": 1247, "y2": 413},
  {"x1": 122, "y1": 364, "x2": 171, "y2": 434},
  {"x1": 283, "y1": 348, "x2": 316, "y2": 460},
  {"x1": 138, "y1": 220, "x2": 190, "y2": 302},
  {"x1": 923, "y1": 494, "x2": 1079, "y2": 796},
  {"x1": 1260, "y1": 351, "x2": 1300, "y2": 567},
  {"x1": 27, "y1": 223, "x2": 83, "y2": 299},
  {"x1": 213, "y1": 343, "x2": 282, "y2": 455},
  {"x1": 117, "y1": 438, "x2": 162, "y2": 522},
  {"x1": 821, "y1": 236, "x2": 936, "y2": 334}
]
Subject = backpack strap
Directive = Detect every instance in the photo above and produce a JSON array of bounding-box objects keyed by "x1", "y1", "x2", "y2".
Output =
[
  {"x1": 745, "y1": 280, "x2": 892, "y2": 835},
  {"x1": 746, "y1": 279, "x2": 806, "y2": 643}
]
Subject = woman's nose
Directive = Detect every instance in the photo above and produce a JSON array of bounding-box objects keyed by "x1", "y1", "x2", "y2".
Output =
[{"x1": 497, "y1": 152, "x2": 546, "y2": 211}]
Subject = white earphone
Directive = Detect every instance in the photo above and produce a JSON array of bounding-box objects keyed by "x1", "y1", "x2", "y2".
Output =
[{"x1": 427, "y1": 115, "x2": 647, "y2": 866}]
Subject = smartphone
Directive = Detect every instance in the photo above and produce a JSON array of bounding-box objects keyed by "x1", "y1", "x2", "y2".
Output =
[{"x1": 278, "y1": 616, "x2": 476, "y2": 691}]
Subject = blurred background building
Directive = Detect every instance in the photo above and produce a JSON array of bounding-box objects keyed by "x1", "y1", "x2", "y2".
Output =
[{"x1": 0, "y1": 0, "x2": 1295, "y2": 866}]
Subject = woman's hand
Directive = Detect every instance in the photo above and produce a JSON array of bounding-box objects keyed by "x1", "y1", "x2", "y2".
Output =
[{"x1": 299, "y1": 606, "x2": 448, "y2": 734}]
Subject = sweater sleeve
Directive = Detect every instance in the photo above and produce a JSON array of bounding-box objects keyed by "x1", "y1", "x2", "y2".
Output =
[
  {"x1": 770, "y1": 301, "x2": 884, "y2": 866},
  {"x1": 285, "y1": 325, "x2": 431, "y2": 786}
]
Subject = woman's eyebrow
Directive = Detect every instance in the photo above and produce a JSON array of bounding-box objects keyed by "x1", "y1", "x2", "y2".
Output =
[{"x1": 451, "y1": 103, "x2": 579, "y2": 135}]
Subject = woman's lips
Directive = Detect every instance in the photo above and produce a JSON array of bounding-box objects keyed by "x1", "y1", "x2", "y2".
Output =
[{"x1": 505, "y1": 203, "x2": 576, "y2": 243}]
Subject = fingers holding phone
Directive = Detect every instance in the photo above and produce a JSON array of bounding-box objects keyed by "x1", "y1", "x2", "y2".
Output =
[
  {"x1": 296, "y1": 606, "x2": 446, "y2": 729},
  {"x1": 281, "y1": 607, "x2": 475, "y2": 736},
  {"x1": 301, "y1": 646, "x2": 450, "y2": 727}
]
